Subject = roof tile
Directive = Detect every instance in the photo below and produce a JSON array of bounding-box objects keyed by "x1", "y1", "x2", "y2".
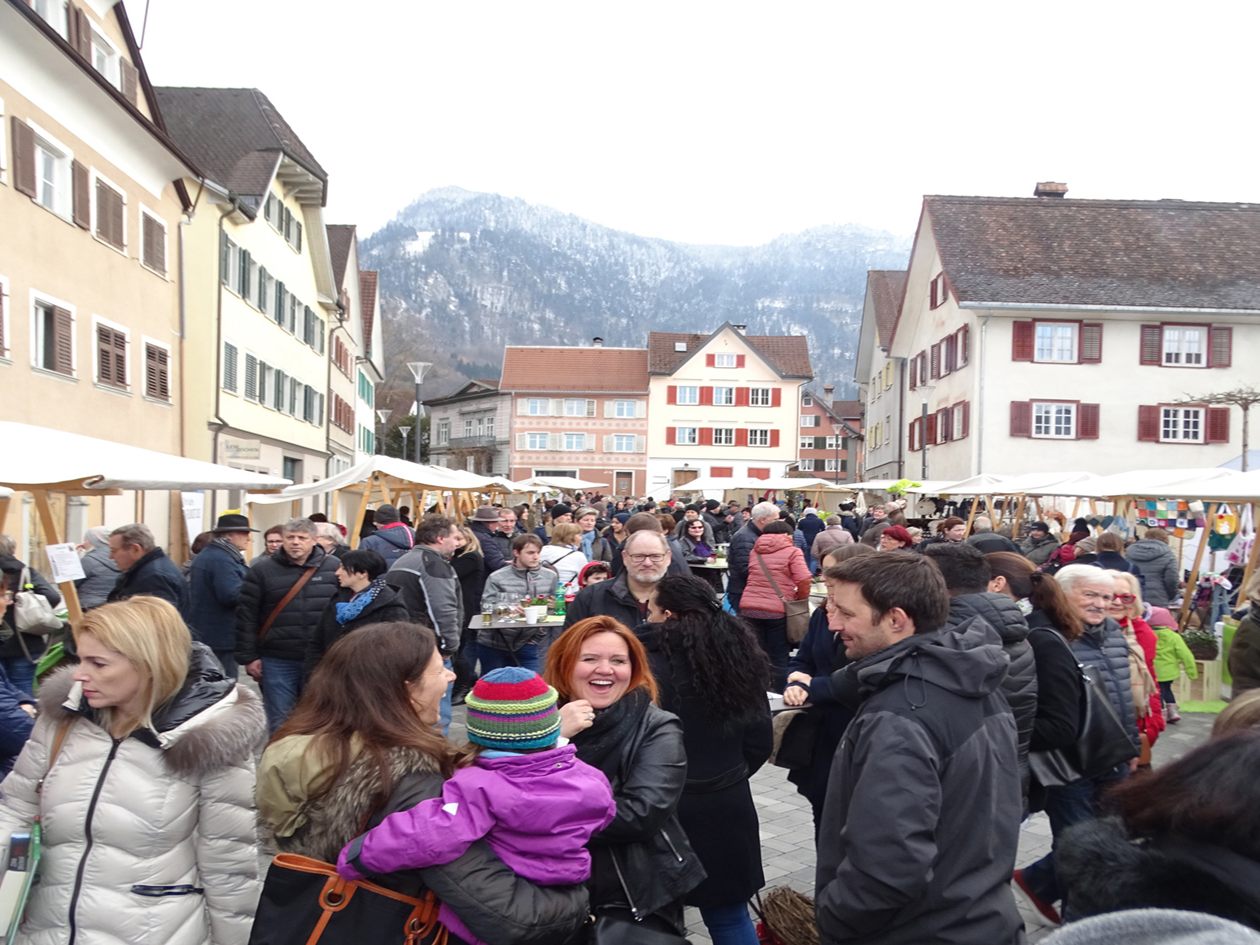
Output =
[
  {"x1": 501, "y1": 347, "x2": 649, "y2": 392},
  {"x1": 866, "y1": 270, "x2": 907, "y2": 344},
  {"x1": 648, "y1": 330, "x2": 812, "y2": 377},
  {"x1": 327, "y1": 225, "x2": 355, "y2": 287},
  {"x1": 359, "y1": 271, "x2": 378, "y2": 351}
]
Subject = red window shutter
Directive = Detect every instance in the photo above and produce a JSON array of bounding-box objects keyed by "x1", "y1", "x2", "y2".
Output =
[
  {"x1": 11, "y1": 118, "x2": 36, "y2": 198},
  {"x1": 1137, "y1": 405, "x2": 1160, "y2": 441},
  {"x1": 1209, "y1": 326, "x2": 1233, "y2": 367},
  {"x1": 1078, "y1": 403, "x2": 1100, "y2": 439},
  {"x1": 1139, "y1": 325, "x2": 1162, "y2": 365},
  {"x1": 769, "y1": 429, "x2": 780, "y2": 448},
  {"x1": 1080, "y1": 323, "x2": 1103, "y2": 363},
  {"x1": 735, "y1": 354, "x2": 746, "y2": 368},
  {"x1": 72, "y1": 160, "x2": 90, "y2": 229},
  {"x1": 929, "y1": 343, "x2": 940, "y2": 378},
  {"x1": 1011, "y1": 321, "x2": 1034, "y2": 361},
  {"x1": 771, "y1": 388, "x2": 782, "y2": 407},
  {"x1": 667, "y1": 385, "x2": 677, "y2": 405},
  {"x1": 665, "y1": 427, "x2": 676, "y2": 445},
  {"x1": 961, "y1": 401, "x2": 970, "y2": 439},
  {"x1": 958, "y1": 326, "x2": 970, "y2": 366},
  {"x1": 710, "y1": 466, "x2": 733, "y2": 478},
  {"x1": 908, "y1": 418, "x2": 921, "y2": 452},
  {"x1": 700, "y1": 386, "x2": 713, "y2": 406},
  {"x1": 735, "y1": 387, "x2": 750, "y2": 407},
  {"x1": 706, "y1": 354, "x2": 715, "y2": 367},
  {"x1": 943, "y1": 336, "x2": 956, "y2": 374},
  {"x1": 748, "y1": 467, "x2": 770, "y2": 480},
  {"x1": 936, "y1": 407, "x2": 950, "y2": 442},
  {"x1": 735, "y1": 428, "x2": 749, "y2": 447},
  {"x1": 1206, "y1": 406, "x2": 1231, "y2": 443},
  {"x1": 926, "y1": 413, "x2": 938, "y2": 444},
  {"x1": 1009, "y1": 401, "x2": 1032, "y2": 437},
  {"x1": 908, "y1": 359, "x2": 918, "y2": 390},
  {"x1": 699, "y1": 427, "x2": 713, "y2": 446}
]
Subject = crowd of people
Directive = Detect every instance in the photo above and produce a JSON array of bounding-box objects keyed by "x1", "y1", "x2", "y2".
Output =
[{"x1": 0, "y1": 493, "x2": 1256, "y2": 945}]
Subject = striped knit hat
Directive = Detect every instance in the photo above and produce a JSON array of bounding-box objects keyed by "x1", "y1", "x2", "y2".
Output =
[{"x1": 465, "y1": 667, "x2": 560, "y2": 752}]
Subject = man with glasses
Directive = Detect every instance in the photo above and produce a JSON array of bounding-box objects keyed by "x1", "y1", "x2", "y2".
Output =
[{"x1": 563, "y1": 530, "x2": 672, "y2": 631}]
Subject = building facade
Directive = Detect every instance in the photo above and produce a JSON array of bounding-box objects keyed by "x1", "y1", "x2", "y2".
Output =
[
  {"x1": 355, "y1": 270, "x2": 384, "y2": 460},
  {"x1": 428, "y1": 379, "x2": 512, "y2": 475},
  {"x1": 795, "y1": 388, "x2": 859, "y2": 483},
  {"x1": 855, "y1": 270, "x2": 907, "y2": 479}
]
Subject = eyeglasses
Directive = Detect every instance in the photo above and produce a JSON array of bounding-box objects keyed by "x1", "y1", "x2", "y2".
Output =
[
  {"x1": 1112, "y1": 593, "x2": 1137, "y2": 604},
  {"x1": 627, "y1": 553, "x2": 667, "y2": 563}
]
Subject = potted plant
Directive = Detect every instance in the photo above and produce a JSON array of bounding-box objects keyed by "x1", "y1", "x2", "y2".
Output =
[{"x1": 1183, "y1": 627, "x2": 1220, "y2": 661}]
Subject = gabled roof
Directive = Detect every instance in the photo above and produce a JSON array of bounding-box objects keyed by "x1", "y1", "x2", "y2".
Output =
[
  {"x1": 831, "y1": 399, "x2": 863, "y2": 420},
  {"x1": 428, "y1": 379, "x2": 503, "y2": 406},
  {"x1": 866, "y1": 270, "x2": 907, "y2": 344},
  {"x1": 647, "y1": 329, "x2": 813, "y2": 378},
  {"x1": 926, "y1": 195, "x2": 1260, "y2": 311},
  {"x1": 153, "y1": 87, "x2": 327, "y2": 207},
  {"x1": 359, "y1": 271, "x2": 379, "y2": 351},
  {"x1": 327, "y1": 225, "x2": 356, "y2": 287},
  {"x1": 501, "y1": 347, "x2": 649, "y2": 393}
]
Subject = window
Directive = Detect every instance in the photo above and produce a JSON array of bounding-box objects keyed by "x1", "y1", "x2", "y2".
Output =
[
  {"x1": 144, "y1": 342, "x2": 170, "y2": 400},
  {"x1": 94, "y1": 320, "x2": 127, "y2": 388},
  {"x1": 563, "y1": 433, "x2": 588, "y2": 451},
  {"x1": 139, "y1": 210, "x2": 166, "y2": 275},
  {"x1": 463, "y1": 418, "x2": 474, "y2": 437},
  {"x1": 799, "y1": 436, "x2": 814, "y2": 450},
  {"x1": 712, "y1": 428, "x2": 734, "y2": 446},
  {"x1": 749, "y1": 387, "x2": 772, "y2": 407},
  {"x1": 611, "y1": 434, "x2": 636, "y2": 452},
  {"x1": 34, "y1": 0, "x2": 68, "y2": 36},
  {"x1": 951, "y1": 403, "x2": 968, "y2": 441},
  {"x1": 525, "y1": 432, "x2": 549, "y2": 450},
  {"x1": 1033, "y1": 402, "x2": 1076, "y2": 439},
  {"x1": 801, "y1": 415, "x2": 819, "y2": 428},
  {"x1": 563, "y1": 398, "x2": 593, "y2": 417},
  {"x1": 357, "y1": 371, "x2": 374, "y2": 406},
  {"x1": 1162, "y1": 407, "x2": 1203, "y2": 442},
  {"x1": 1140, "y1": 324, "x2": 1231, "y2": 369},
  {"x1": 33, "y1": 298, "x2": 74, "y2": 375},
  {"x1": 798, "y1": 458, "x2": 815, "y2": 471},
  {"x1": 526, "y1": 398, "x2": 549, "y2": 415},
  {"x1": 1160, "y1": 326, "x2": 1206, "y2": 366},
  {"x1": 93, "y1": 176, "x2": 125, "y2": 251},
  {"x1": 802, "y1": 394, "x2": 813, "y2": 407},
  {"x1": 748, "y1": 429, "x2": 770, "y2": 447},
  {"x1": 676, "y1": 427, "x2": 698, "y2": 445},
  {"x1": 436, "y1": 419, "x2": 450, "y2": 446},
  {"x1": 825, "y1": 458, "x2": 847, "y2": 473},
  {"x1": 1034, "y1": 322, "x2": 1076, "y2": 362},
  {"x1": 485, "y1": 416, "x2": 496, "y2": 437},
  {"x1": 222, "y1": 342, "x2": 239, "y2": 393},
  {"x1": 35, "y1": 133, "x2": 70, "y2": 216},
  {"x1": 613, "y1": 399, "x2": 637, "y2": 418},
  {"x1": 677, "y1": 386, "x2": 700, "y2": 405},
  {"x1": 930, "y1": 272, "x2": 948, "y2": 309},
  {"x1": 1012, "y1": 320, "x2": 1102, "y2": 364},
  {"x1": 713, "y1": 386, "x2": 735, "y2": 406},
  {"x1": 89, "y1": 27, "x2": 121, "y2": 88},
  {"x1": 714, "y1": 352, "x2": 737, "y2": 368},
  {"x1": 0, "y1": 98, "x2": 7, "y2": 185}
]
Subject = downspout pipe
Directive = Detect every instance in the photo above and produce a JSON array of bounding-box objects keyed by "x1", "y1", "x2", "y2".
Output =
[{"x1": 894, "y1": 355, "x2": 907, "y2": 479}]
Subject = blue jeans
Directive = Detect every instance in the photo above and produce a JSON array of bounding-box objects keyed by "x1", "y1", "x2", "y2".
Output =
[
  {"x1": 439, "y1": 658, "x2": 453, "y2": 736},
  {"x1": 260, "y1": 657, "x2": 304, "y2": 734},
  {"x1": 700, "y1": 903, "x2": 759, "y2": 945},
  {"x1": 477, "y1": 643, "x2": 541, "y2": 674},
  {"x1": 1021, "y1": 772, "x2": 1122, "y2": 907},
  {"x1": 2, "y1": 657, "x2": 36, "y2": 698}
]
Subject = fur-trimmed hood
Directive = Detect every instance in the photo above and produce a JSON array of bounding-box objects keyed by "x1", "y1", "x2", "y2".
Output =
[{"x1": 39, "y1": 643, "x2": 265, "y2": 779}]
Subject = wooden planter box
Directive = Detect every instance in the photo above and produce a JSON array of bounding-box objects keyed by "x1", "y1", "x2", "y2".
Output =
[{"x1": 1172, "y1": 659, "x2": 1223, "y2": 704}]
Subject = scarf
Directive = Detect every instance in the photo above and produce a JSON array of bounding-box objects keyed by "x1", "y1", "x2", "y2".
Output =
[
  {"x1": 580, "y1": 530, "x2": 596, "y2": 559},
  {"x1": 211, "y1": 536, "x2": 244, "y2": 564},
  {"x1": 570, "y1": 686, "x2": 651, "y2": 782},
  {"x1": 335, "y1": 577, "x2": 387, "y2": 625}
]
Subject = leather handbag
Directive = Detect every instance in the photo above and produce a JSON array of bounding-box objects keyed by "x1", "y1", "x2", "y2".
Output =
[
  {"x1": 1028, "y1": 632, "x2": 1138, "y2": 787},
  {"x1": 753, "y1": 553, "x2": 810, "y2": 644},
  {"x1": 247, "y1": 854, "x2": 446, "y2": 945},
  {"x1": 769, "y1": 708, "x2": 821, "y2": 770},
  {"x1": 589, "y1": 849, "x2": 689, "y2": 945}
]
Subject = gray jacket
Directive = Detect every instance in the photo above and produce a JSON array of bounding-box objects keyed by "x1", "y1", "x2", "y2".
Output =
[
  {"x1": 75, "y1": 547, "x2": 120, "y2": 611},
  {"x1": 816, "y1": 621, "x2": 1022, "y2": 945},
  {"x1": 386, "y1": 545, "x2": 463, "y2": 653},
  {"x1": 480, "y1": 565, "x2": 559, "y2": 650},
  {"x1": 1125, "y1": 540, "x2": 1180, "y2": 606},
  {"x1": 1072, "y1": 618, "x2": 1141, "y2": 755}
]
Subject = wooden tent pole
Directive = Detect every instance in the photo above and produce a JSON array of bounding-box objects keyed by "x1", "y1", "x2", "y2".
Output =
[
  {"x1": 31, "y1": 490, "x2": 83, "y2": 626},
  {"x1": 1178, "y1": 502, "x2": 1216, "y2": 630},
  {"x1": 350, "y1": 476, "x2": 374, "y2": 551},
  {"x1": 963, "y1": 497, "x2": 980, "y2": 535},
  {"x1": 0, "y1": 494, "x2": 8, "y2": 533}
]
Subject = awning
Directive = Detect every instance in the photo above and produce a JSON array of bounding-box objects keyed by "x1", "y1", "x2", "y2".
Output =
[
  {"x1": 246, "y1": 455, "x2": 504, "y2": 506},
  {"x1": 514, "y1": 475, "x2": 609, "y2": 491},
  {"x1": 671, "y1": 476, "x2": 854, "y2": 494}
]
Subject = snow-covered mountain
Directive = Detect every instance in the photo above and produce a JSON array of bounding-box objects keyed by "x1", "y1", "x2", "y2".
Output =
[{"x1": 361, "y1": 187, "x2": 909, "y2": 407}]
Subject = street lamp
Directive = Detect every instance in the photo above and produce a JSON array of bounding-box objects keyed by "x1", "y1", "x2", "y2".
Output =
[
  {"x1": 375, "y1": 409, "x2": 391, "y2": 455},
  {"x1": 406, "y1": 361, "x2": 432, "y2": 465},
  {"x1": 400, "y1": 425, "x2": 410, "y2": 460},
  {"x1": 832, "y1": 425, "x2": 842, "y2": 485}
]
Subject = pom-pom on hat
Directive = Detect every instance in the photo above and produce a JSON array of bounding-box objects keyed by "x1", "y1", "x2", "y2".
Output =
[{"x1": 465, "y1": 667, "x2": 560, "y2": 752}]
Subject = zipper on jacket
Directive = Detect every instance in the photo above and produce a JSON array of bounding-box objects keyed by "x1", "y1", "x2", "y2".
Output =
[
  {"x1": 660, "y1": 827, "x2": 684, "y2": 863},
  {"x1": 608, "y1": 848, "x2": 642, "y2": 921},
  {"x1": 67, "y1": 737, "x2": 122, "y2": 945}
]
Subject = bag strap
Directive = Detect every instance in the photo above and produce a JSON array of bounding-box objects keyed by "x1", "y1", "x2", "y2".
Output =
[
  {"x1": 36, "y1": 717, "x2": 75, "y2": 804},
  {"x1": 258, "y1": 567, "x2": 317, "y2": 643},
  {"x1": 754, "y1": 551, "x2": 792, "y2": 603}
]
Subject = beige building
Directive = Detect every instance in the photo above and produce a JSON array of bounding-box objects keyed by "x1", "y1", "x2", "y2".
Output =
[
  {"x1": 155, "y1": 87, "x2": 339, "y2": 524},
  {"x1": 1, "y1": 0, "x2": 200, "y2": 545},
  {"x1": 355, "y1": 270, "x2": 385, "y2": 460},
  {"x1": 326, "y1": 225, "x2": 363, "y2": 474}
]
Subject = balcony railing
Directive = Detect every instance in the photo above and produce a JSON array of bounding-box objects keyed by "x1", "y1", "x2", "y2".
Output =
[{"x1": 444, "y1": 435, "x2": 504, "y2": 449}]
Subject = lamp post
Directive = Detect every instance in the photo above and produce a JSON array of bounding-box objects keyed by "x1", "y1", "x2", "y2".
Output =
[
  {"x1": 406, "y1": 361, "x2": 432, "y2": 464},
  {"x1": 400, "y1": 426, "x2": 410, "y2": 460},
  {"x1": 375, "y1": 409, "x2": 391, "y2": 455},
  {"x1": 832, "y1": 425, "x2": 842, "y2": 484}
]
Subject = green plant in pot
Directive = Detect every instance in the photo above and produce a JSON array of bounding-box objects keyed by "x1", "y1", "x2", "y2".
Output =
[{"x1": 1183, "y1": 627, "x2": 1220, "y2": 661}]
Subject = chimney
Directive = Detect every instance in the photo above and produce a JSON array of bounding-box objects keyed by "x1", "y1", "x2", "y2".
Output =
[
  {"x1": 1033, "y1": 181, "x2": 1068, "y2": 198},
  {"x1": 824, "y1": 385, "x2": 835, "y2": 396},
  {"x1": 731, "y1": 324, "x2": 747, "y2": 333},
  {"x1": 592, "y1": 337, "x2": 604, "y2": 347}
]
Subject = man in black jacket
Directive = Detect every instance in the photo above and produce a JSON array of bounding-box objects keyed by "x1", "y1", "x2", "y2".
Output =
[
  {"x1": 107, "y1": 523, "x2": 189, "y2": 616},
  {"x1": 469, "y1": 506, "x2": 508, "y2": 586},
  {"x1": 816, "y1": 551, "x2": 1022, "y2": 945},
  {"x1": 235, "y1": 518, "x2": 339, "y2": 732},
  {"x1": 564, "y1": 530, "x2": 673, "y2": 631}
]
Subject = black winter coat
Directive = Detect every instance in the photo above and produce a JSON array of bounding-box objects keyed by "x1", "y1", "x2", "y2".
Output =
[
  {"x1": 945, "y1": 592, "x2": 1037, "y2": 804},
  {"x1": 1072, "y1": 618, "x2": 1141, "y2": 757},
  {"x1": 451, "y1": 549, "x2": 485, "y2": 627},
  {"x1": 304, "y1": 583, "x2": 411, "y2": 677},
  {"x1": 1230, "y1": 609, "x2": 1260, "y2": 695},
  {"x1": 1059, "y1": 817, "x2": 1260, "y2": 930},
  {"x1": 106, "y1": 547, "x2": 188, "y2": 617},
  {"x1": 186, "y1": 540, "x2": 247, "y2": 651},
  {"x1": 797, "y1": 513, "x2": 826, "y2": 550},
  {"x1": 640, "y1": 625, "x2": 772, "y2": 908},
  {"x1": 235, "y1": 547, "x2": 339, "y2": 664},
  {"x1": 0, "y1": 555, "x2": 61, "y2": 661},
  {"x1": 726, "y1": 521, "x2": 763, "y2": 608},
  {"x1": 784, "y1": 607, "x2": 854, "y2": 814},
  {"x1": 564, "y1": 573, "x2": 646, "y2": 631},
  {"x1": 358, "y1": 524, "x2": 414, "y2": 568},
  {"x1": 1125, "y1": 540, "x2": 1180, "y2": 606},
  {"x1": 470, "y1": 522, "x2": 509, "y2": 583}
]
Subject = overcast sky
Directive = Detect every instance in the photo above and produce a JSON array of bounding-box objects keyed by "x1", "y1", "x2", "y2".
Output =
[{"x1": 137, "y1": 1, "x2": 1256, "y2": 247}]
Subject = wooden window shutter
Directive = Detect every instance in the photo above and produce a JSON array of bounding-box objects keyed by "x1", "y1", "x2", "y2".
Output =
[
  {"x1": 120, "y1": 60, "x2": 139, "y2": 105},
  {"x1": 1206, "y1": 406, "x2": 1230, "y2": 444},
  {"x1": 699, "y1": 386, "x2": 713, "y2": 406},
  {"x1": 1011, "y1": 321, "x2": 1034, "y2": 361},
  {"x1": 145, "y1": 345, "x2": 169, "y2": 399},
  {"x1": 814, "y1": 436, "x2": 827, "y2": 450},
  {"x1": 736, "y1": 354, "x2": 746, "y2": 368},
  {"x1": 925, "y1": 413, "x2": 938, "y2": 444},
  {"x1": 96, "y1": 180, "x2": 123, "y2": 249},
  {"x1": 735, "y1": 428, "x2": 749, "y2": 447},
  {"x1": 908, "y1": 358, "x2": 918, "y2": 390},
  {"x1": 1139, "y1": 325, "x2": 1162, "y2": 365},
  {"x1": 1009, "y1": 401, "x2": 1032, "y2": 437},
  {"x1": 705, "y1": 354, "x2": 715, "y2": 367},
  {"x1": 667, "y1": 385, "x2": 677, "y2": 405},
  {"x1": 961, "y1": 401, "x2": 970, "y2": 439},
  {"x1": 665, "y1": 427, "x2": 677, "y2": 445},
  {"x1": 1209, "y1": 326, "x2": 1232, "y2": 367},
  {"x1": 143, "y1": 215, "x2": 166, "y2": 273},
  {"x1": 11, "y1": 118, "x2": 36, "y2": 197},
  {"x1": 929, "y1": 343, "x2": 940, "y2": 378},
  {"x1": 735, "y1": 386, "x2": 750, "y2": 407},
  {"x1": 1080, "y1": 323, "x2": 1103, "y2": 363},
  {"x1": 96, "y1": 325, "x2": 125, "y2": 386},
  {"x1": 958, "y1": 325, "x2": 970, "y2": 366},
  {"x1": 52, "y1": 307, "x2": 73, "y2": 374},
  {"x1": 771, "y1": 388, "x2": 782, "y2": 407},
  {"x1": 72, "y1": 6, "x2": 91, "y2": 58},
  {"x1": 72, "y1": 160, "x2": 90, "y2": 228},
  {"x1": 908, "y1": 417, "x2": 921, "y2": 451},
  {"x1": 699, "y1": 427, "x2": 713, "y2": 446},
  {"x1": 943, "y1": 336, "x2": 955, "y2": 374},
  {"x1": 1078, "y1": 403, "x2": 1100, "y2": 439},
  {"x1": 769, "y1": 429, "x2": 780, "y2": 448},
  {"x1": 936, "y1": 407, "x2": 950, "y2": 442},
  {"x1": 1137, "y1": 405, "x2": 1160, "y2": 441}
]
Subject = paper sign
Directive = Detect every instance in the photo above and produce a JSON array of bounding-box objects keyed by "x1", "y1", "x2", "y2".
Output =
[
  {"x1": 45, "y1": 544, "x2": 85, "y2": 584},
  {"x1": 181, "y1": 492, "x2": 205, "y2": 548}
]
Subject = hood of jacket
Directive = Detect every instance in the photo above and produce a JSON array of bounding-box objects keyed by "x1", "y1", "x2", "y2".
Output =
[
  {"x1": 83, "y1": 546, "x2": 120, "y2": 573},
  {"x1": 370, "y1": 522, "x2": 414, "y2": 551},
  {"x1": 39, "y1": 642, "x2": 264, "y2": 777},
  {"x1": 752, "y1": 532, "x2": 794, "y2": 555},
  {"x1": 1125, "y1": 540, "x2": 1173, "y2": 564},
  {"x1": 946, "y1": 592, "x2": 1030, "y2": 646},
  {"x1": 835, "y1": 619, "x2": 1010, "y2": 709}
]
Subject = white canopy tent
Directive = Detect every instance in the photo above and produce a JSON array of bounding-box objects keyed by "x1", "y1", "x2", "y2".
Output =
[
  {"x1": 514, "y1": 475, "x2": 610, "y2": 491},
  {"x1": 1064, "y1": 467, "x2": 1242, "y2": 501},
  {"x1": 671, "y1": 475, "x2": 854, "y2": 495}
]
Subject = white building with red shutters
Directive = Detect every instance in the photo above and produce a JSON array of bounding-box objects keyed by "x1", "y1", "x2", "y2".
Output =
[
  {"x1": 645, "y1": 325, "x2": 811, "y2": 497},
  {"x1": 882, "y1": 184, "x2": 1254, "y2": 480}
]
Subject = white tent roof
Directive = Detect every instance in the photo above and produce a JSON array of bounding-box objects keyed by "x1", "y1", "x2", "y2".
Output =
[
  {"x1": 672, "y1": 476, "x2": 853, "y2": 493},
  {"x1": 246, "y1": 455, "x2": 502, "y2": 506},
  {"x1": 516, "y1": 475, "x2": 609, "y2": 490},
  {"x1": 1066, "y1": 467, "x2": 1242, "y2": 500},
  {"x1": 0, "y1": 422, "x2": 291, "y2": 491},
  {"x1": 912, "y1": 471, "x2": 1105, "y2": 498},
  {"x1": 844, "y1": 478, "x2": 957, "y2": 494}
]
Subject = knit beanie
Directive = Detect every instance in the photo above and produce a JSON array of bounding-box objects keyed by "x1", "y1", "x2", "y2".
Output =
[
  {"x1": 464, "y1": 667, "x2": 560, "y2": 752},
  {"x1": 1147, "y1": 607, "x2": 1177, "y2": 630}
]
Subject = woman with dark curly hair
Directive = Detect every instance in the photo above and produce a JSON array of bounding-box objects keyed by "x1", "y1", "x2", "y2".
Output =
[{"x1": 642, "y1": 575, "x2": 773, "y2": 945}]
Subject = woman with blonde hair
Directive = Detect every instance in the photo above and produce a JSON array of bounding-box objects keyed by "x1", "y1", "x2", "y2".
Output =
[
  {"x1": 1107, "y1": 570, "x2": 1164, "y2": 763},
  {"x1": 452, "y1": 524, "x2": 486, "y2": 702},
  {"x1": 0, "y1": 596, "x2": 265, "y2": 945},
  {"x1": 540, "y1": 522, "x2": 588, "y2": 591}
]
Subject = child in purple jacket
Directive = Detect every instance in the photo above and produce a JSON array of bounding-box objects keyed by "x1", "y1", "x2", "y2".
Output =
[{"x1": 337, "y1": 666, "x2": 615, "y2": 945}]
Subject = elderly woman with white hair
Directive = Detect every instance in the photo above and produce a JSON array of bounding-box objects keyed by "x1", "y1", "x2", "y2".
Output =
[
  {"x1": 75, "y1": 526, "x2": 120, "y2": 611},
  {"x1": 1013, "y1": 564, "x2": 1142, "y2": 927}
]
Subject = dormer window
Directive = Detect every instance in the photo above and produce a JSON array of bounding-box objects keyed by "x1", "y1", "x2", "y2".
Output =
[{"x1": 673, "y1": 342, "x2": 687, "y2": 352}]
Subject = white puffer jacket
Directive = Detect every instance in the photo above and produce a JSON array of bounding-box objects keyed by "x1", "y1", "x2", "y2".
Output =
[{"x1": 0, "y1": 645, "x2": 265, "y2": 945}]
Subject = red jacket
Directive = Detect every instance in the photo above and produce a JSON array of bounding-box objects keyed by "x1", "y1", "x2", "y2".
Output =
[{"x1": 739, "y1": 533, "x2": 811, "y2": 618}]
